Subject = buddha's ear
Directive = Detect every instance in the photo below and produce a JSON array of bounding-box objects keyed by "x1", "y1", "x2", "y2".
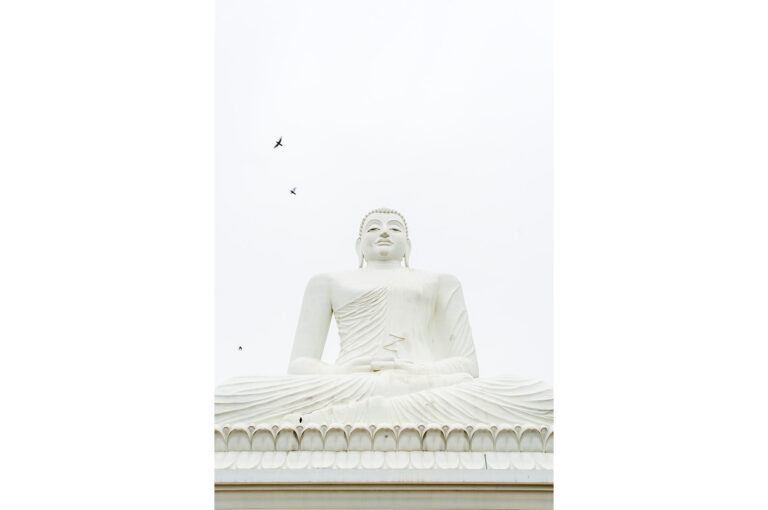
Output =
[
  {"x1": 404, "y1": 239, "x2": 412, "y2": 268},
  {"x1": 355, "y1": 238, "x2": 364, "y2": 268}
]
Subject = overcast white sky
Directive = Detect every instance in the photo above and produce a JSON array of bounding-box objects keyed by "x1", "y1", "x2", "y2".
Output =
[{"x1": 216, "y1": 0, "x2": 552, "y2": 386}]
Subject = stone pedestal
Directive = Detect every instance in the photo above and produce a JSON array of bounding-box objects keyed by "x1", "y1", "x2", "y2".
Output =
[{"x1": 215, "y1": 424, "x2": 554, "y2": 509}]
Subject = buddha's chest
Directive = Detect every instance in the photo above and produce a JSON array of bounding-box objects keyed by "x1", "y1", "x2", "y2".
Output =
[{"x1": 330, "y1": 271, "x2": 439, "y2": 312}]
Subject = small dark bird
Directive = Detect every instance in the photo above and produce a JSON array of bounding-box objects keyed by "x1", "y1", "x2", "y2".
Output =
[
  {"x1": 299, "y1": 417, "x2": 303, "y2": 424},
  {"x1": 273, "y1": 136, "x2": 283, "y2": 148},
  {"x1": 289, "y1": 187, "x2": 297, "y2": 195},
  {"x1": 238, "y1": 346, "x2": 242, "y2": 351}
]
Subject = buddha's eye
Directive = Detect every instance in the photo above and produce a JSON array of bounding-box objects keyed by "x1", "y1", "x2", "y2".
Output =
[
  {"x1": 368, "y1": 227, "x2": 379, "y2": 232},
  {"x1": 391, "y1": 228, "x2": 401, "y2": 232}
]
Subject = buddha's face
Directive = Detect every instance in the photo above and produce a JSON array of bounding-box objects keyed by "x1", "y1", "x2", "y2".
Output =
[{"x1": 359, "y1": 212, "x2": 409, "y2": 263}]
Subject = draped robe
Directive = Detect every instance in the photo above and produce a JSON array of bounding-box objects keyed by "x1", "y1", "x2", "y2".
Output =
[{"x1": 215, "y1": 269, "x2": 553, "y2": 426}]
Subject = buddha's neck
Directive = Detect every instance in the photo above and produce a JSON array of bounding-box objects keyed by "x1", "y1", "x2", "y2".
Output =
[{"x1": 363, "y1": 259, "x2": 404, "y2": 270}]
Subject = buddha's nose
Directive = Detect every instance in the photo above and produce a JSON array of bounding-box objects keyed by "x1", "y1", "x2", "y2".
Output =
[{"x1": 380, "y1": 231, "x2": 389, "y2": 238}]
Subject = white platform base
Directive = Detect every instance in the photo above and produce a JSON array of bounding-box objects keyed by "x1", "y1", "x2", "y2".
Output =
[{"x1": 215, "y1": 469, "x2": 553, "y2": 510}]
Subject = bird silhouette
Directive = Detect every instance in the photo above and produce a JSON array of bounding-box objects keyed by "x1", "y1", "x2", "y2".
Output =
[
  {"x1": 289, "y1": 187, "x2": 297, "y2": 195},
  {"x1": 238, "y1": 346, "x2": 242, "y2": 351},
  {"x1": 273, "y1": 136, "x2": 283, "y2": 148}
]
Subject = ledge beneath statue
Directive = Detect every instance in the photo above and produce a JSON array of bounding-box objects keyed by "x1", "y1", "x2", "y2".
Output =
[{"x1": 215, "y1": 469, "x2": 553, "y2": 510}]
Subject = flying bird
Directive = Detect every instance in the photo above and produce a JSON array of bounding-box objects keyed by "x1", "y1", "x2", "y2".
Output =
[
  {"x1": 289, "y1": 187, "x2": 297, "y2": 195},
  {"x1": 238, "y1": 346, "x2": 242, "y2": 351},
  {"x1": 273, "y1": 136, "x2": 283, "y2": 148}
]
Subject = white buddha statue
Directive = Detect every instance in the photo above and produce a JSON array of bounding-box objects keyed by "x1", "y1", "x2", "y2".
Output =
[{"x1": 215, "y1": 208, "x2": 553, "y2": 427}]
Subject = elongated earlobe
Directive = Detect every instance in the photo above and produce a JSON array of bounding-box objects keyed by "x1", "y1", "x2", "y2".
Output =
[
  {"x1": 356, "y1": 238, "x2": 364, "y2": 268},
  {"x1": 404, "y1": 241, "x2": 411, "y2": 268}
]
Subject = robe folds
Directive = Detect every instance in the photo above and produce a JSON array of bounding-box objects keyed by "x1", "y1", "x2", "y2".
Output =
[{"x1": 216, "y1": 271, "x2": 553, "y2": 427}]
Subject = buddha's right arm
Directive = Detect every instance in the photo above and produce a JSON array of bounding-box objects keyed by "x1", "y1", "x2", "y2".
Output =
[{"x1": 287, "y1": 274, "x2": 334, "y2": 375}]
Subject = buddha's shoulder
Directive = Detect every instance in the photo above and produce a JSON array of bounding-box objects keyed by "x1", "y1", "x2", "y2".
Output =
[
  {"x1": 305, "y1": 270, "x2": 356, "y2": 286},
  {"x1": 303, "y1": 272, "x2": 334, "y2": 290},
  {"x1": 433, "y1": 271, "x2": 463, "y2": 288}
]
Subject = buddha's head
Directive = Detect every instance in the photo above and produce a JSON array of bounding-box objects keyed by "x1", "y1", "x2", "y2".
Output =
[{"x1": 356, "y1": 208, "x2": 411, "y2": 268}]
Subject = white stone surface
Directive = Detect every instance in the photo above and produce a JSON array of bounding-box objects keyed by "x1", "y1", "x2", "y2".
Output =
[
  {"x1": 213, "y1": 209, "x2": 554, "y2": 510},
  {"x1": 214, "y1": 210, "x2": 554, "y2": 509}
]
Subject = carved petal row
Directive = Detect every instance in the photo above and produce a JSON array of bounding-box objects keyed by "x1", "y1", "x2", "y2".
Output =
[
  {"x1": 215, "y1": 424, "x2": 553, "y2": 453},
  {"x1": 215, "y1": 451, "x2": 553, "y2": 470}
]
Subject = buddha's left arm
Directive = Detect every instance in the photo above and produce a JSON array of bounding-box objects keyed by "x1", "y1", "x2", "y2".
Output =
[{"x1": 426, "y1": 274, "x2": 480, "y2": 377}]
